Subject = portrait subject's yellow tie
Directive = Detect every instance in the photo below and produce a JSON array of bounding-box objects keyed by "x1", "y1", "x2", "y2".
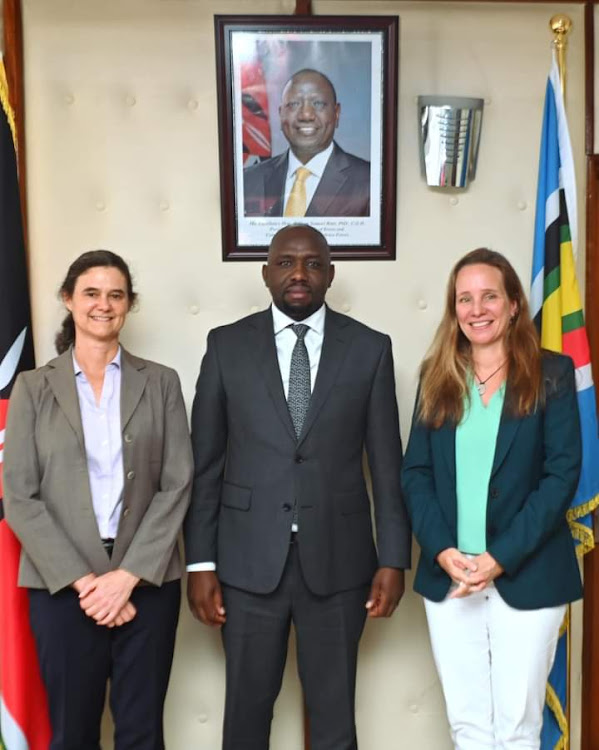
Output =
[{"x1": 284, "y1": 167, "x2": 312, "y2": 217}]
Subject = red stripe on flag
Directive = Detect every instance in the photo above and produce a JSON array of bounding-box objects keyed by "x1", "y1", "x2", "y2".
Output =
[
  {"x1": 1, "y1": 399, "x2": 51, "y2": 749},
  {"x1": 0, "y1": 521, "x2": 52, "y2": 749},
  {"x1": 562, "y1": 327, "x2": 591, "y2": 369}
]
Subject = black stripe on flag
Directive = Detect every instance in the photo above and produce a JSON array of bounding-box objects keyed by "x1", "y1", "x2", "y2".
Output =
[
  {"x1": 0, "y1": 97, "x2": 34, "y2": 396},
  {"x1": 0, "y1": 92, "x2": 35, "y2": 521}
]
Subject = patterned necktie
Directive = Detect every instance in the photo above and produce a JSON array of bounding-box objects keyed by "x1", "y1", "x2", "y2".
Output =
[
  {"x1": 284, "y1": 167, "x2": 312, "y2": 217},
  {"x1": 288, "y1": 324, "x2": 311, "y2": 439}
]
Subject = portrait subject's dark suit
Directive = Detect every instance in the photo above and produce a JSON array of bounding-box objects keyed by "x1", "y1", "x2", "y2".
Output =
[
  {"x1": 184, "y1": 306, "x2": 410, "y2": 749},
  {"x1": 243, "y1": 142, "x2": 370, "y2": 218}
]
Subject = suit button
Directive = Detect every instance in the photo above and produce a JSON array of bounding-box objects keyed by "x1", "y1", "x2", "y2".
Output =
[
  {"x1": 295, "y1": 456, "x2": 304, "y2": 464},
  {"x1": 124, "y1": 433, "x2": 133, "y2": 443},
  {"x1": 282, "y1": 503, "x2": 292, "y2": 512},
  {"x1": 123, "y1": 507, "x2": 130, "y2": 518},
  {"x1": 126, "y1": 470, "x2": 135, "y2": 480},
  {"x1": 490, "y1": 487, "x2": 499, "y2": 499}
]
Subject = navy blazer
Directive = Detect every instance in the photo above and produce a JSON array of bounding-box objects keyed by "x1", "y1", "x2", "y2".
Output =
[
  {"x1": 402, "y1": 351, "x2": 583, "y2": 610},
  {"x1": 243, "y1": 142, "x2": 370, "y2": 218}
]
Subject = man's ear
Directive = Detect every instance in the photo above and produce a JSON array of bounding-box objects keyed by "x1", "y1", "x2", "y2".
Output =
[{"x1": 262, "y1": 265, "x2": 269, "y2": 286}]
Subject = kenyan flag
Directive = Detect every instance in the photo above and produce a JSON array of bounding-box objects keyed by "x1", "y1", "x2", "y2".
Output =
[{"x1": 0, "y1": 58, "x2": 51, "y2": 750}]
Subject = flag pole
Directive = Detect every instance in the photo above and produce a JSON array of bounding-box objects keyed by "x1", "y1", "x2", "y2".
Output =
[
  {"x1": 550, "y1": 14, "x2": 572, "y2": 98},
  {"x1": 549, "y1": 15, "x2": 572, "y2": 750}
]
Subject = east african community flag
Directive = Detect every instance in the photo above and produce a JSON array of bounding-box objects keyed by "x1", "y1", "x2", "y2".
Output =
[{"x1": 531, "y1": 53, "x2": 599, "y2": 750}]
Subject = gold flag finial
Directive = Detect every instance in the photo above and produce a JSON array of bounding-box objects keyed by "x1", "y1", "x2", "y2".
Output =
[{"x1": 550, "y1": 14, "x2": 572, "y2": 98}]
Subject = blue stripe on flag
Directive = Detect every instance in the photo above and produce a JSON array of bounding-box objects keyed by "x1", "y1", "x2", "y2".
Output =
[
  {"x1": 541, "y1": 630, "x2": 567, "y2": 750},
  {"x1": 575, "y1": 385, "x2": 599, "y2": 507},
  {"x1": 532, "y1": 77, "x2": 559, "y2": 284}
]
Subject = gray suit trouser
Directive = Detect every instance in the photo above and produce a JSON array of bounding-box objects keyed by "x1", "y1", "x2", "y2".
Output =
[{"x1": 221, "y1": 536, "x2": 368, "y2": 750}]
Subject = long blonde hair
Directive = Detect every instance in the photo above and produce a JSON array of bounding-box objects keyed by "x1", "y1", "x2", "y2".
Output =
[{"x1": 418, "y1": 248, "x2": 543, "y2": 428}]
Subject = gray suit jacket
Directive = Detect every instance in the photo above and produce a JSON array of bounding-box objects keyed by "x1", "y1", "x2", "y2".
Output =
[
  {"x1": 184, "y1": 307, "x2": 410, "y2": 596},
  {"x1": 243, "y1": 142, "x2": 370, "y2": 217},
  {"x1": 4, "y1": 348, "x2": 193, "y2": 594}
]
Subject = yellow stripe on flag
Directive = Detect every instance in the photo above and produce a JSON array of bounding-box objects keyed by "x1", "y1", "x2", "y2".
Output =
[
  {"x1": 559, "y1": 240, "x2": 582, "y2": 318},
  {"x1": 541, "y1": 289, "x2": 563, "y2": 352}
]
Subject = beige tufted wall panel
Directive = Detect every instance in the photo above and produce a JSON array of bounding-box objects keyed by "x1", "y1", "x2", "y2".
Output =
[{"x1": 21, "y1": 1, "x2": 586, "y2": 748}]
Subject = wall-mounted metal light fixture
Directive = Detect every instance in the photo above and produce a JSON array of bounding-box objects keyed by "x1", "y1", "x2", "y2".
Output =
[{"x1": 418, "y1": 96, "x2": 484, "y2": 189}]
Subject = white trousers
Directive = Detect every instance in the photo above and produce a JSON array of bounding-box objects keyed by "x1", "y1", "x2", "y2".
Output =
[{"x1": 424, "y1": 584, "x2": 566, "y2": 750}]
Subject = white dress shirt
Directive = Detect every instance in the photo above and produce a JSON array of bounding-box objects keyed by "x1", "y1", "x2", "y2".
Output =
[
  {"x1": 283, "y1": 142, "x2": 334, "y2": 215},
  {"x1": 187, "y1": 305, "x2": 326, "y2": 572},
  {"x1": 271, "y1": 303, "x2": 325, "y2": 398}
]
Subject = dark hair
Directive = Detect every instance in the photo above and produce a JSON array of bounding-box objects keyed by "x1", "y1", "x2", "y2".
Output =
[
  {"x1": 418, "y1": 247, "x2": 542, "y2": 427},
  {"x1": 55, "y1": 250, "x2": 137, "y2": 354},
  {"x1": 282, "y1": 69, "x2": 338, "y2": 104}
]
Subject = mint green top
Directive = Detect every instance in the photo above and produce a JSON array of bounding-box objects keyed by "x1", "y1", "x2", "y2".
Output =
[{"x1": 455, "y1": 379, "x2": 505, "y2": 554}]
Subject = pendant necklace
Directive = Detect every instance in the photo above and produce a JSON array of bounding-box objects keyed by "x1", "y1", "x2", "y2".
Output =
[{"x1": 474, "y1": 360, "x2": 507, "y2": 395}]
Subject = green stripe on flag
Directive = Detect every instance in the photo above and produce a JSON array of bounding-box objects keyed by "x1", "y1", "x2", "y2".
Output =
[
  {"x1": 560, "y1": 224, "x2": 571, "y2": 243},
  {"x1": 543, "y1": 266, "x2": 560, "y2": 301},
  {"x1": 562, "y1": 310, "x2": 584, "y2": 334}
]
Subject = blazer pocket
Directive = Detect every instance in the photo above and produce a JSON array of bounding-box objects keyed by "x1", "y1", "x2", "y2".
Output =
[
  {"x1": 221, "y1": 481, "x2": 252, "y2": 511},
  {"x1": 336, "y1": 491, "x2": 370, "y2": 516}
]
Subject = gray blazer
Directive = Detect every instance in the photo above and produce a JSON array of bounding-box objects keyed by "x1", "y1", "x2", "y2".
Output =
[
  {"x1": 4, "y1": 348, "x2": 193, "y2": 594},
  {"x1": 184, "y1": 307, "x2": 411, "y2": 596}
]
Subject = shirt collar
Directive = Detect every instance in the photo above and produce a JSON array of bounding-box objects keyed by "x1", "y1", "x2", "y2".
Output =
[
  {"x1": 271, "y1": 304, "x2": 326, "y2": 337},
  {"x1": 287, "y1": 142, "x2": 334, "y2": 180},
  {"x1": 73, "y1": 346, "x2": 122, "y2": 376}
]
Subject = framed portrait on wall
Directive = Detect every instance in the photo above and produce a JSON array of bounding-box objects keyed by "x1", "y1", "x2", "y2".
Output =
[{"x1": 214, "y1": 15, "x2": 399, "y2": 261}]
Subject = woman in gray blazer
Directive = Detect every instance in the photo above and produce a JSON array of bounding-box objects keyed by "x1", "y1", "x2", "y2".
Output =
[{"x1": 4, "y1": 250, "x2": 193, "y2": 750}]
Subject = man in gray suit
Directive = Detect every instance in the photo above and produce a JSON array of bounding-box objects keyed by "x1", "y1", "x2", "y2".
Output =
[
  {"x1": 243, "y1": 69, "x2": 370, "y2": 217},
  {"x1": 185, "y1": 224, "x2": 410, "y2": 750}
]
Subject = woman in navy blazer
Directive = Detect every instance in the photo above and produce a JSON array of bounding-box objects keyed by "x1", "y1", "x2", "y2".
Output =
[{"x1": 403, "y1": 248, "x2": 582, "y2": 750}]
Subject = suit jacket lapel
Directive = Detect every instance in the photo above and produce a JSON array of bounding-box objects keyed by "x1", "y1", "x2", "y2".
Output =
[
  {"x1": 45, "y1": 349, "x2": 85, "y2": 449},
  {"x1": 438, "y1": 421, "x2": 457, "y2": 486},
  {"x1": 249, "y1": 310, "x2": 297, "y2": 441},
  {"x1": 44, "y1": 350, "x2": 104, "y2": 550},
  {"x1": 307, "y1": 144, "x2": 349, "y2": 217},
  {"x1": 264, "y1": 152, "x2": 288, "y2": 216},
  {"x1": 120, "y1": 349, "x2": 148, "y2": 430},
  {"x1": 298, "y1": 308, "x2": 350, "y2": 445},
  {"x1": 491, "y1": 385, "x2": 521, "y2": 476}
]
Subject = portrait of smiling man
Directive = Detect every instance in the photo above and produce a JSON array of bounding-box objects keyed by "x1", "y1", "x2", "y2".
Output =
[
  {"x1": 185, "y1": 224, "x2": 410, "y2": 749},
  {"x1": 243, "y1": 69, "x2": 371, "y2": 218}
]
